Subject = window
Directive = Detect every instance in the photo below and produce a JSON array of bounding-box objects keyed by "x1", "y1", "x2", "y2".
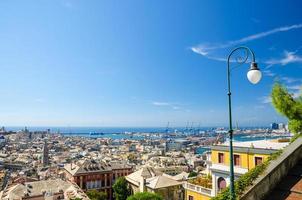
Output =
[
  {"x1": 218, "y1": 177, "x2": 226, "y2": 191},
  {"x1": 188, "y1": 195, "x2": 194, "y2": 200},
  {"x1": 255, "y1": 156, "x2": 263, "y2": 166},
  {"x1": 218, "y1": 153, "x2": 224, "y2": 164},
  {"x1": 234, "y1": 154, "x2": 240, "y2": 166}
]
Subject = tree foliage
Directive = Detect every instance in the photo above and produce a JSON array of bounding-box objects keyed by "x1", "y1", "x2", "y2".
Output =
[
  {"x1": 127, "y1": 192, "x2": 163, "y2": 200},
  {"x1": 112, "y1": 177, "x2": 131, "y2": 200},
  {"x1": 271, "y1": 83, "x2": 302, "y2": 134},
  {"x1": 86, "y1": 189, "x2": 107, "y2": 200},
  {"x1": 188, "y1": 171, "x2": 198, "y2": 178}
]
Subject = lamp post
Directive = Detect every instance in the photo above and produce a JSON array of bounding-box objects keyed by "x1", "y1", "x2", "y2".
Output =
[{"x1": 227, "y1": 46, "x2": 262, "y2": 200}]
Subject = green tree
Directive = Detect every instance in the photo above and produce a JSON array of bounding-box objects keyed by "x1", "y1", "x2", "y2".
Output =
[
  {"x1": 271, "y1": 83, "x2": 302, "y2": 134},
  {"x1": 86, "y1": 190, "x2": 107, "y2": 200},
  {"x1": 112, "y1": 177, "x2": 131, "y2": 200},
  {"x1": 127, "y1": 192, "x2": 163, "y2": 200},
  {"x1": 188, "y1": 171, "x2": 198, "y2": 178}
]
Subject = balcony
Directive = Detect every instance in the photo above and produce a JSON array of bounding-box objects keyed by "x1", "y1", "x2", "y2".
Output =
[
  {"x1": 211, "y1": 163, "x2": 248, "y2": 175},
  {"x1": 183, "y1": 182, "x2": 212, "y2": 196}
]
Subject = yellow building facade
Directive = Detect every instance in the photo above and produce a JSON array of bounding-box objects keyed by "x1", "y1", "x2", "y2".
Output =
[
  {"x1": 185, "y1": 190, "x2": 211, "y2": 200},
  {"x1": 210, "y1": 143, "x2": 280, "y2": 196},
  {"x1": 211, "y1": 149, "x2": 270, "y2": 170},
  {"x1": 184, "y1": 140, "x2": 287, "y2": 199}
]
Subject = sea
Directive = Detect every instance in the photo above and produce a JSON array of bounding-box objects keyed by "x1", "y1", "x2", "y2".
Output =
[{"x1": 5, "y1": 126, "x2": 290, "y2": 154}]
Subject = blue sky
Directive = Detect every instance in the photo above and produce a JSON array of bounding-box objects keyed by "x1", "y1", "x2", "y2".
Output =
[{"x1": 0, "y1": 0, "x2": 301, "y2": 127}]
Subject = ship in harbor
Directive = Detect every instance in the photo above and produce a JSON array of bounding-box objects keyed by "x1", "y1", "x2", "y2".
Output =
[{"x1": 89, "y1": 132, "x2": 104, "y2": 136}]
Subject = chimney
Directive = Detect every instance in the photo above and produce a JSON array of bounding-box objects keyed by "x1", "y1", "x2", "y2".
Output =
[{"x1": 139, "y1": 177, "x2": 146, "y2": 192}]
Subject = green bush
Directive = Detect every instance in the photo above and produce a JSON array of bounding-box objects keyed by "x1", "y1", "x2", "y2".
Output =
[
  {"x1": 188, "y1": 171, "x2": 198, "y2": 178},
  {"x1": 86, "y1": 190, "x2": 107, "y2": 200},
  {"x1": 112, "y1": 177, "x2": 131, "y2": 200},
  {"x1": 127, "y1": 192, "x2": 163, "y2": 200}
]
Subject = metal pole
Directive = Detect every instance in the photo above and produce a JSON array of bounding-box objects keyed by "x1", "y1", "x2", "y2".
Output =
[
  {"x1": 227, "y1": 55, "x2": 235, "y2": 200},
  {"x1": 227, "y1": 46, "x2": 255, "y2": 200}
]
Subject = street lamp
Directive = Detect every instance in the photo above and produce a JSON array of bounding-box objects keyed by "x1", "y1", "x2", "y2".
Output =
[{"x1": 227, "y1": 46, "x2": 261, "y2": 200}]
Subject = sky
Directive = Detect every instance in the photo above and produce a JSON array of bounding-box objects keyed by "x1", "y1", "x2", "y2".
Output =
[{"x1": 0, "y1": 0, "x2": 301, "y2": 127}]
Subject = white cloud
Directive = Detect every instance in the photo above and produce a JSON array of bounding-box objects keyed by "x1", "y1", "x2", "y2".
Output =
[
  {"x1": 152, "y1": 101, "x2": 171, "y2": 106},
  {"x1": 287, "y1": 85, "x2": 302, "y2": 90},
  {"x1": 280, "y1": 76, "x2": 302, "y2": 84},
  {"x1": 265, "y1": 51, "x2": 302, "y2": 66},
  {"x1": 190, "y1": 46, "x2": 228, "y2": 62},
  {"x1": 191, "y1": 23, "x2": 302, "y2": 60},
  {"x1": 263, "y1": 70, "x2": 275, "y2": 77},
  {"x1": 286, "y1": 84, "x2": 302, "y2": 99},
  {"x1": 259, "y1": 96, "x2": 272, "y2": 104},
  {"x1": 191, "y1": 46, "x2": 208, "y2": 56},
  {"x1": 151, "y1": 101, "x2": 184, "y2": 111}
]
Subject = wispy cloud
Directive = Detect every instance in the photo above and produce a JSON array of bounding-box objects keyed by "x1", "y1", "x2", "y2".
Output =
[
  {"x1": 191, "y1": 23, "x2": 302, "y2": 60},
  {"x1": 265, "y1": 51, "x2": 302, "y2": 66},
  {"x1": 287, "y1": 85, "x2": 302, "y2": 90},
  {"x1": 287, "y1": 84, "x2": 302, "y2": 98},
  {"x1": 152, "y1": 101, "x2": 170, "y2": 106},
  {"x1": 263, "y1": 70, "x2": 276, "y2": 77},
  {"x1": 151, "y1": 101, "x2": 183, "y2": 110},
  {"x1": 190, "y1": 48, "x2": 227, "y2": 62},
  {"x1": 280, "y1": 76, "x2": 302, "y2": 84},
  {"x1": 259, "y1": 96, "x2": 272, "y2": 104}
]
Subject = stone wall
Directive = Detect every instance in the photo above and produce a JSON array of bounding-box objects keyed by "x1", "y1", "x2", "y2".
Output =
[{"x1": 240, "y1": 137, "x2": 302, "y2": 200}]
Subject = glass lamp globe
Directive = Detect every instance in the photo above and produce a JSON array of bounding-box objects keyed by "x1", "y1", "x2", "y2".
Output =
[{"x1": 247, "y1": 63, "x2": 262, "y2": 84}]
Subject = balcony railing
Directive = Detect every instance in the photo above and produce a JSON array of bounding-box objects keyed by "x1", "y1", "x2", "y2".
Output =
[
  {"x1": 211, "y1": 163, "x2": 248, "y2": 174},
  {"x1": 183, "y1": 182, "x2": 212, "y2": 195}
]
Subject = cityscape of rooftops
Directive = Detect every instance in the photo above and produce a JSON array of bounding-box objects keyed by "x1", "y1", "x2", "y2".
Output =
[{"x1": 0, "y1": 1, "x2": 301, "y2": 200}]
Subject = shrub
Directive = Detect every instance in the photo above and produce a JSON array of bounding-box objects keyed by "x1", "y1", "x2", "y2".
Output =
[{"x1": 127, "y1": 192, "x2": 163, "y2": 200}]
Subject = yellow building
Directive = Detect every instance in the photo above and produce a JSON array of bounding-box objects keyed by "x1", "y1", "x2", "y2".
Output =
[
  {"x1": 210, "y1": 140, "x2": 288, "y2": 196},
  {"x1": 183, "y1": 140, "x2": 288, "y2": 199}
]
